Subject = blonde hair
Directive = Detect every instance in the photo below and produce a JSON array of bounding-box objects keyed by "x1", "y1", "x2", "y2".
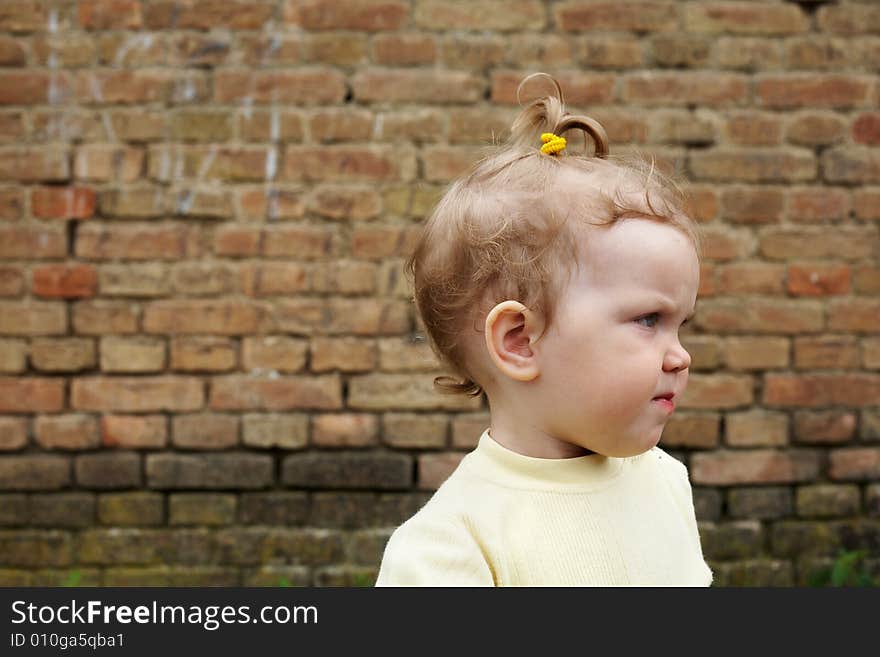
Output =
[{"x1": 406, "y1": 73, "x2": 703, "y2": 398}]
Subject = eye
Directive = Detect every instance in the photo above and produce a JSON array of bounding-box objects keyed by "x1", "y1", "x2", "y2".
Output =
[{"x1": 635, "y1": 312, "x2": 660, "y2": 328}]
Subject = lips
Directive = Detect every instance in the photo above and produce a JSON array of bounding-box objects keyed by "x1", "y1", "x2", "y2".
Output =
[{"x1": 652, "y1": 393, "x2": 675, "y2": 401}]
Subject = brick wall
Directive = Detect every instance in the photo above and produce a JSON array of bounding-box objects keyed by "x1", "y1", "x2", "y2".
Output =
[{"x1": 0, "y1": 0, "x2": 878, "y2": 586}]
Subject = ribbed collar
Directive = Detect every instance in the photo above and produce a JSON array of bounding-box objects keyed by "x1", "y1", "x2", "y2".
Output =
[{"x1": 462, "y1": 428, "x2": 626, "y2": 492}]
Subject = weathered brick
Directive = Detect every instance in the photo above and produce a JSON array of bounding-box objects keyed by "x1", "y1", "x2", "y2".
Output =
[
  {"x1": 244, "y1": 566, "x2": 311, "y2": 587},
  {"x1": 72, "y1": 376, "x2": 204, "y2": 412},
  {"x1": 172, "y1": 413, "x2": 239, "y2": 449},
  {"x1": 721, "y1": 187, "x2": 785, "y2": 224},
  {"x1": 770, "y1": 521, "x2": 841, "y2": 557},
  {"x1": 788, "y1": 263, "x2": 851, "y2": 296},
  {"x1": 827, "y1": 298, "x2": 880, "y2": 334},
  {"x1": 691, "y1": 449, "x2": 820, "y2": 485},
  {"x1": 147, "y1": 453, "x2": 274, "y2": 489},
  {"x1": 261, "y1": 528, "x2": 345, "y2": 566},
  {"x1": 0, "y1": 146, "x2": 69, "y2": 182},
  {"x1": 98, "y1": 264, "x2": 171, "y2": 298},
  {"x1": 310, "y1": 337, "x2": 377, "y2": 373},
  {"x1": 242, "y1": 413, "x2": 308, "y2": 449},
  {"x1": 787, "y1": 186, "x2": 851, "y2": 222},
  {"x1": 760, "y1": 226, "x2": 877, "y2": 261},
  {"x1": 765, "y1": 374, "x2": 880, "y2": 408},
  {"x1": 75, "y1": 452, "x2": 141, "y2": 489},
  {"x1": 31, "y1": 186, "x2": 96, "y2": 220},
  {"x1": 0, "y1": 378, "x2": 64, "y2": 412},
  {"x1": 725, "y1": 409, "x2": 788, "y2": 447},
  {"x1": 0, "y1": 339, "x2": 26, "y2": 374},
  {"x1": 30, "y1": 492, "x2": 95, "y2": 527},
  {"x1": 684, "y1": 2, "x2": 808, "y2": 35},
  {"x1": 697, "y1": 298, "x2": 824, "y2": 334},
  {"x1": 0, "y1": 494, "x2": 28, "y2": 525},
  {"x1": 144, "y1": 300, "x2": 271, "y2": 335},
  {"x1": 349, "y1": 374, "x2": 483, "y2": 411},
  {"x1": 98, "y1": 186, "x2": 165, "y2": 218},
  {"x1": 169, "y1": 493, "x2": 236, "y2": 526},
  {"x1": 283, "y1": 145, "x2": 417, "y2": 182},
  {"x1": 76, "y1": 223, "x2": 202, "y2": 261},
  {"x1": 215, "y1": 69, "x2": 346, "y2": 104},
  {"x1": 418, "y1": 452, "x2": 465, "y2": 490},
  {"x1": 301, "y1": 32, "x2": 369, "y2": 66},
  {"x1": 793, "y1": 410, "x2": 857, "y2": 445},
  {"x1": 170, "y1": 263, "x2": 238, "y2": 295},
  {"x1": 0, "y1": 530, "x2": 71, "y2": 567},
  {"x1": 728, "y1": 487, "x2": 792, "y2": 520},
  {"x1": 829, "y1": 448, "x2": 880, "y2": 482},
  {"x1": 864, "y1": 410, "x2": 880, "y2": 442},
  {"x1": 0, "y1": 302, "x2": 67, "y2": 336},
  {"x1": 724, "y1": 336, "x2": 790, "y2": 370},
  {"x1": 0, "y1": 417, "x2": 27, "y2": 451},
  {"x1": 101, "y1": 415, "x2": 167, "y2": 449},
  {"x1": 796, "y1": 485, "x2": 860, "y2": 518},
  {"x1": 660, "y1": 412, "x2": 720, "y2": 449},
  {"x1": 451, "y1": 412, "x2": 491, "y2": 449},
  {"x1": 0, "y1": 455, "x2": 70, "y2": 490},
  {"x1": 867, "y1": 485, "x2": 880, "y2": 517},
  {"x1": 309, "y1": 492, "x2": 430, "y2": 529},
  {"x1": 170, "y1": 337, "x2": 237, "y2": 372},
  {"x1": 679, "y1": 374, "x2": 753, "y2": 409},
  {"x1": 786, "y1": 112, "x2": 847, "y2": 147},
  {"x1": 313, "y1": 565, "x2": 377, "y2": 587},
  {"x1": 30, "y1": 337, "x2": 96, "y2": 372},
  {"x1": 823, "y1": 147, "x2": 880, "y2": 184},
  {"x1": 35, "y1": 414, "x2": 99, "y2": 450},
  {"x1": 99, "y1": 336, "x2": 165, "y2": 373},
  {"x1": 282, "y1": 452, "x2": 411, "y2": 490},
  {"x1": 98, "y1": 491, "x2": 164, "y2": 526},
  {"x1": 382, "y1": 413, "x2": 448, "y2": 449},
  {"x1": 556, "y1": 1, "x2": 677, "y2": 32},
  {"x1": 72, "y1": 301, "x2": 139, "y2": 335},
  {"x1": 711, "y1": 560, "x2": 794, "y2": 587},
  {"x1": 794, "y1": 335, "x2": 859, "y2": 369},
  {"x1": 0, "y1": 266, "x2": 23, "y2": 298},
  {"x1": 690, "y1": 148, "x2": 816, "y2": 182},
  {"x1": 242, "y1": 336, "x2": 307, "y2": 373},
  {"x1": 716, "y1": 262, "x2": 785, "y2": 294},
  {"x1": 722, "y1": 111, "x2": 782, "y2": 146},
  {"x1": 312, "y1": 413, "x2": 378, "y2": 448},
  {"x1": 239, "y1": 491, "x2": 309, "y2": 526},
  {"x1": 312, "y1": 261, "x2": 379, "y2": 295},
  {"x1": 699, "y1": 520, "x2": 764, "y2": 560},
  {"x1": 77, "y1": 528, "x2": 163, "y2": 565},
  {"x1": 346, "y1": 528, "x2": 393, "y2": 566},
  {"x1": 211, "y1": 374, "x2": 341, "y2": 411},
  {"x1": 373, "y1": 32, "x2": 437, "y2": 65}
]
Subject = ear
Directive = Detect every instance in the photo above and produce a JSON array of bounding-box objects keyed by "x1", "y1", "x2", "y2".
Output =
[{"x1": 484, "y1": 300, "x2": 546, "y2": 382}]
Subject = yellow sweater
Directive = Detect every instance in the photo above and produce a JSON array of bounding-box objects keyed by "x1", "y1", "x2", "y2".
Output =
[{"x1": 376, "y1": 429, "x2": 713, "y2": 586}]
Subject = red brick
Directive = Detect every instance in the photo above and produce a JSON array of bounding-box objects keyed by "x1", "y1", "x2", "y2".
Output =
[
  {"x1": 0, "y1": 1, "x2": 48, "y2": 32},
  {"x1": 310, "y1": 337, "x2": 377, "y2": 373},
  {"x1": 0, "y1": 37, "x2": 26, "y2": 66},
  {"x1": 210, "y1": 374, "x2": 342, "y2": 411},
  {"x1": 307, "y1": 185, "x2": 380, "y2": 221},
  {"x1": 451, "y1": 413, "x2": 491, "y2": 449},
  {"x1": 0, "y1": 72, "x2": 54, "y2": 105},
  {"x1": 348, "y1": 373, "x2": 482, "y2": 411},
  {"x1": 72, "y1": 376, "x2": 204, "y2": 412},
  {"x1": 74, "y1": 145, "x2": 143, "y2": 183},
  {"x1": 491, "y1": 70, "x2": 615, "y2": 106},
  {"x1": 828, "y1": 298, "x2": 880, "y2": 333},
  {"x1": 0, "y1": 302, "x2": 67, "y2": 336},
  {"x1": 170, "y1": 337, "x2": 237, "y2": 372},
  {"x1": 689, "y1": 148, "x2": 816, "y2": 182},
  {"x1": 0, "y1": 378, "x2": 64, "y2": 412},
  {"x1": 101, "y1": 415, "x2": 167, "y2": 449},
  {"x1": 352, "y1": 69, "x2": 483, "y2": 105},
  {"x1": 714, "y1": 36, "x2": 783, "y2": 72},
  {"x1": 414, "y1": 1, "x2": 544, "y2": 31},
  {"x1": 422, "y1": 145, "x2": 494, "y2": 182},
  {"x1": 78, "y1": 0, "x2": 142, "y2": 29},
  {"x1": 823, "y1": 147, "x2": 880, "y2": 184},
  {"x1": 760, "y1": 227, "x2": 877, "y2": 261},
  {"x1": 699, "y1": 226, "x2": 754, "y2": 262},
  {"x1": 237, "y1": 188, "x2": 304, "y2": 221},
  {"x1": 72, "y1": 301, "x2": 139, "y2": 335},
  {"x1": 0, "y1": 186, "x2": 23, "y2": 220},
  {"x1": 724, "y1": 336, "x2": 790, "y2": 371},
  {"x1": 852, "y1": 113, "x2": 880, "y2": 146},
  {"x1": 684, "y1": 2, "x2": 808, "y2": 35},
  {"x1": 716, "y1": 262, "x2": 785, "y2": 294},
  {"x1": 829, "y1": 448, "x2": 880, "y2": 481},
  {"x1": 302, "y1": 32, "x2": 369, "y2": 66},
  {"x1": 31, "y1": 186, "x2": 96, "y2": 220},
  {"x1": 722, "y1": 111, "x2": 783, "y2": 146},
  {"x1": 30, "y1": 337, "x2": 96, "y2": 372},
  {"x1": 794, "y1": 335, "x2": 859, "y2": 370},
  {"x1": 623, "y1": 72, "x2": 748, "y2": 107},
  {"x1": 817, "y1": 3, "x2": 880, "y2": 36},
  {"x1": 35, "y1": 414, "x2": 99, "y2": 450},
  {"x1": 172, "y1": 414, "x2": 239, "y2": 450},
  {"x1": 32, "y1": 264, "x2": 97, "y2": 299},
  {"x1": 757, "y1": 75, "x2": 872, "y2": 110},
  {"x1": 143, "y1": 300, "x2": 270, "y2": 335},
  {"x1": 75, "y1": 70, "x2": 184, "y2": 105},
  {"x1": 312, "y1": 413, "x2": 378, "y2": 448},
  {"x1": 793, "y1": 410, "x2": 856, "y2": 445},
  {"x1": 0, "y1": 224, "x2": 67, "y2": 259},
  {"x1": 148, "y1": 0, "x2": 275, "y2": 30},
  {"x1": 170, "y1": 263, "x2": 237, "y2": 296},
  {"x1": 76, "y1": 223, "x2": 202, "y2": 261},
  {"x1": 855, "y1": 264, "x2": 880, "y2": 294},
  {"x1": 283, "y1": 145, "x2": 415, "y2": 182},
  {"x1": 787, "y1": 263, "x2": 850, "y2": 297},
  {"x1": 214, "y1": 69, "x2": 346, "y2": 104},
  {"x1": 0, "y1": 416, "x2": 27, "y2": 450},
  {"x1": 237, "y1": 109, "x2": 303, "y2": 142},
  {"x1": 273, "y1": 298, "x2": 409, "y2": 336},
  {"x1": 382, "y1": 412, "x2": 449, "y2": 449},
  {"x1": 691, "y1": 449, "x2": 820, "y2": 485},
  {"x1": 351, "y1": 224, "x2": 421, "y2": 260},
  {"x1": 555, "y1": 1, "x2": 677, "y2": 32},
  {"x1": 418, "y1": 452, "x2": 465, "y2": 490},
  {"x1": 659, "y1": 412, "x2": 720, "y2": 449},
  {"x1": 313, "y1": 261, "x2": 378, "y2": 295},
  {"x1": 764, "y1": 374, "x2": 880, "y2": 408},
  {"x1": 787, "y1": 186, "x2": 850, "y2": 222},
  {"x1": 720, "y1": 186, "x2": 784, "y2": 224}
]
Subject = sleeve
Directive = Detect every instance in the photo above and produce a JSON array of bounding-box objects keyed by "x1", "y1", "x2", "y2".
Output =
[
  {"x1": 375, "y1": 515, "x2": 496, "y2": 587},
  {"x1": 659, "y1": 450, "x2": 714, "y2": 586}
]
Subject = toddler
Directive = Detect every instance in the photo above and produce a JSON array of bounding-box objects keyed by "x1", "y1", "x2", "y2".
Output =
[{"x1": 376, "y1": 73, "x2": 713, "y2": 586}]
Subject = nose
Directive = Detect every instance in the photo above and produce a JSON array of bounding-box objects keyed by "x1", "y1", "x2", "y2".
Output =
[{"x1": 663, "y1": 339, "x2": 691, "y2": 373}]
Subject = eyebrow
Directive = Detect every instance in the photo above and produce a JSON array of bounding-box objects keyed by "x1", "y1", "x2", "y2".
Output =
[{"x1": 650, "y1": 295, "x2": 697, "y2": 319}]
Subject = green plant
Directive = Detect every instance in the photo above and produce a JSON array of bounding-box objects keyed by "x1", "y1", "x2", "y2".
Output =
[
  {"x1": 277, "y1": 577, "x2": 291, "y2": 587},
  {"x1": 351, "y1": 572, "x2": 374, "y2": 587},
  {"x1": 62, "y1": 570, "x2": 82, "y2": 587},
  {"x1": 808, "y1": 550, "x2": 878, "y2": 587}
]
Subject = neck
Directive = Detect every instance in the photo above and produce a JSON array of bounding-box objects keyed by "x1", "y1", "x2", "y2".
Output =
[{"x1": 488, "y1": 420, "x2": 595, "y2": 459}]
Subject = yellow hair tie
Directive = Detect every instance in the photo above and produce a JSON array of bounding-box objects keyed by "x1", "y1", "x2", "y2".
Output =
[{"x1": 540, "y1": 132, "x2": 566, "y2": 155}]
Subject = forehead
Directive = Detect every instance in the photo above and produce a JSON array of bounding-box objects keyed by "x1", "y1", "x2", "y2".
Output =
[{"x1": 576, "y1": 217, "x2": 699, "y2": 299}]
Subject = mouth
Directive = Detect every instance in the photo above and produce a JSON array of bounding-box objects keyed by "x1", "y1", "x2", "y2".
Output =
[{"x1": 651, "y1": 393, "x2": 675, "y2": 412}]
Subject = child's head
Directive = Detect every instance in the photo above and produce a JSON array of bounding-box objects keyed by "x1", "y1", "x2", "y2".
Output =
[{"x1": 406, "y1": 73, "x2": 702, "y2": 456}]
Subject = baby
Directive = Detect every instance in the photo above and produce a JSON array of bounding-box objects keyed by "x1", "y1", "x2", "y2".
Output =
[{"x1": 376, "y1": 73, "x2": 713, "y2": 586}]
